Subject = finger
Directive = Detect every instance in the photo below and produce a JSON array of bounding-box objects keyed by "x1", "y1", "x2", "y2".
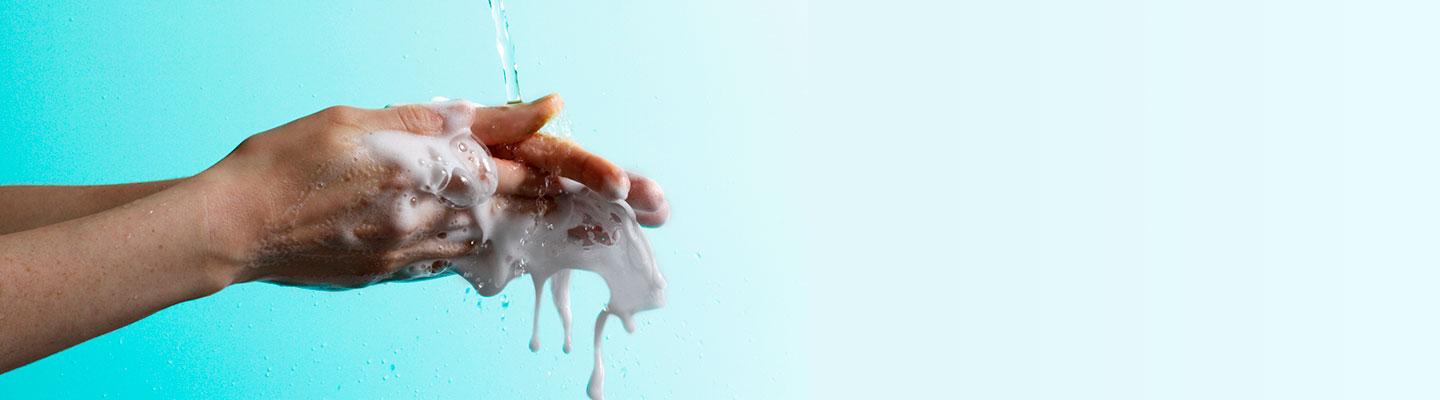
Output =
[
  {"x1": 361, "y1": 104, "x2": 446, "y2": 135},
  {"x1": 471, "y1": 94, "x2": 563, "y2": 145},
  {"x1": 624, "y1": 171, "x2": 668, "y2": 227},
  {"x1": 377, "y1": 267, "x2": 456, "y2": 285},
  {"x1": 494, "y1": 195, "x2": 558, "y2": 216},
  {"x1": 350, "y1": 214, "x2": 446, "y2": 248},
  {"x1": 389, "y1": 238, "x2": 476, "y2": 267},
  {"x1": 624, "y1": 172, "x2": 667, "y2": 212},
  {"x1": 495, "y1": 159, "x2": 564, "y2": 197},
  {"x1": 493, "y1": 135, "x2": 629, "y2": 200},
  {"x1": 635, "y1": 206, "x2": 669, "y2": 228}
]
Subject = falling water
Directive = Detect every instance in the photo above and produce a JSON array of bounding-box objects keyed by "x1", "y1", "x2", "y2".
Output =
[
  {"x1": 472, "y1": 4, "x2": 664, "y2": 399},
  {"x1": 487, "y1": 0, "x2": 522, "y2": 104}
]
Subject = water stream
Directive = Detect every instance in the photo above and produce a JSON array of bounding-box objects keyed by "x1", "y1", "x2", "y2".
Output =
[
  {"x1": 471, "y1": 4, "x2": 665, "y2": 399},
  {"x1": 486, "y1": 0, "x2": 522, "y2": 104}
]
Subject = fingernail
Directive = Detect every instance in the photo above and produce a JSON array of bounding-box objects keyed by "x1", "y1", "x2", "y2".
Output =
[{"x1": 529, "y1": 94, "x2": 563, "y2": 115}]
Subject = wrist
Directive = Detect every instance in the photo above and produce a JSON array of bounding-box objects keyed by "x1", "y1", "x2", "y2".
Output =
[{"x1": 184, "y1": 168, "x2": 270, "y2": 287}]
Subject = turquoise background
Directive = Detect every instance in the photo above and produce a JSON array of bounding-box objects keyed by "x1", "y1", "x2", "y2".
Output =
[
  {"x1": 8, "y1": 0, "x2": 1440, "y2": 399},
  {"x1": 0, "y1": 0, "x2": 807, "y2": 398}
]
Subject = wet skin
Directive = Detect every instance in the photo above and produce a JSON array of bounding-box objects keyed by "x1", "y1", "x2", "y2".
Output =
[{"x1": 0, "y1": 94, "x2": 669, "y2": 372}]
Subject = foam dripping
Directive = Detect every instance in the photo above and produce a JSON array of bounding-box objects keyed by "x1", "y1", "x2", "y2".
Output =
[{"x1": 360, "y1": 99, "x2": 665, "y2": 399}]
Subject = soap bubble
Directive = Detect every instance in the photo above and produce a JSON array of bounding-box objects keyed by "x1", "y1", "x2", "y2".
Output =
[
  {"x1": 356, "y1": 98, "x2": 665, "y2": 400},
  {"x1": 438, "y1": 168, "x2": 479, "y2": 208}
]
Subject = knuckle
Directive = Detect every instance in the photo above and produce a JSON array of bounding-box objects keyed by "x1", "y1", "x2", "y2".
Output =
[
  {"x1": 372, "y1": 223, "x2": 404, "y2": 242},
  {"x1": 393, "y1": 105, "x2": 444, "y2": 134},
  {"x1": 352, "y1": 222, "x2": 403, "y2": 244},
  {"x1": 317, "y1": 105, "x2": 362, "y2": 125},
  {"x1": 230, "y1": 134, "x2": 264, "y2": 156},
  {"x1": 350, "y1": 225, "x2": 377, "y2": 241},
  {"x1": 387, "y1": 215, "x2": 422, "y2": 237}
]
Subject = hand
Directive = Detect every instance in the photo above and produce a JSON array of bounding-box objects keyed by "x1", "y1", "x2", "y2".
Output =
[{"x1": 196, "y1": 95, "x2": 668, "y2": 288}]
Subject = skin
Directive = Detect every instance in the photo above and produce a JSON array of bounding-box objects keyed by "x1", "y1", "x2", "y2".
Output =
[{"x1": 0, "y1": 94, "x2": 669, "y2": 373}]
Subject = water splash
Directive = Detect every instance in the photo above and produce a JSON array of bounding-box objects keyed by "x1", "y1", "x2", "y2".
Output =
[{"x1": 487, "y1": 0, "x2": 522, "y2": 104}]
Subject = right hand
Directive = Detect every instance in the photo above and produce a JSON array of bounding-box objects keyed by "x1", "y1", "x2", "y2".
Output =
[{"x1": 192, "y1": 95, "x2": 668, "y2": 289}]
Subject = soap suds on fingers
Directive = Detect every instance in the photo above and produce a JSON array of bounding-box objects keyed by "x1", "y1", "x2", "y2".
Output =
[{"x1": 358, "y1": 99, "x2": 665, "y2": 400}]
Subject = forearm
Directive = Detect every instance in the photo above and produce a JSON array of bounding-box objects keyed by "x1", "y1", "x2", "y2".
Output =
[
  {"x1": 0, "y1": 176, "x2": 243, "y2": 372},
  {"x1": 0, "y1": 179, "x2": 186, "y2": 235}
]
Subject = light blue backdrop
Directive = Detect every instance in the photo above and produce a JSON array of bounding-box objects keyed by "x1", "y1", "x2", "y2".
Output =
[
  {"x1": 808, "y1": 0, "x2": 1440, "y2": 399},
  {"x1": 8, "y1": 0, "x2": 1440, "y2": 399},
  {"x1": 1, "y1": 0, "x2": 808, "y2": 398}
]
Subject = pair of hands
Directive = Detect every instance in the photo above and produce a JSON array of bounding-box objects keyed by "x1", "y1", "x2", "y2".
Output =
[{"x1": 198, "y1": 95, "x2": 668, "y2": 288}]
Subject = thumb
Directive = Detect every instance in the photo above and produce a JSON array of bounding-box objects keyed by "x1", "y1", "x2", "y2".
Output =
[{"x1": 472, "y1": 93, "x2": 563, "y2": 145}]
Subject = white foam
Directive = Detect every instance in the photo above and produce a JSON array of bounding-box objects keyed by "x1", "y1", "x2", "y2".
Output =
[{"x1": 359, "y1": 99, "x2": 665, "y2": 400}]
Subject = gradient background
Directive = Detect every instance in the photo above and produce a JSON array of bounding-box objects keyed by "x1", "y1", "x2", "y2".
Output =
[
  {"x1": 6, "y1": 0, "x2": 1440, "y2": 399},
  {"x1": 0, "y1": 0, "x2": 806, "y2": 398}
]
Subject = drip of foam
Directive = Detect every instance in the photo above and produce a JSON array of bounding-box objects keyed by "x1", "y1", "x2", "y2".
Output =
[
  {"x1": 359, "y1": 99, "x2": 665, "y2": 400},
  {"x1": 552, "y1": 269, "x2": 574, "y2": 353}
]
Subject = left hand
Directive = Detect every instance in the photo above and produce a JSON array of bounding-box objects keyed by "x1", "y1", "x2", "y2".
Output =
[{"x1": 193, "y1": 94, "x2": 667, "y2": 288}]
